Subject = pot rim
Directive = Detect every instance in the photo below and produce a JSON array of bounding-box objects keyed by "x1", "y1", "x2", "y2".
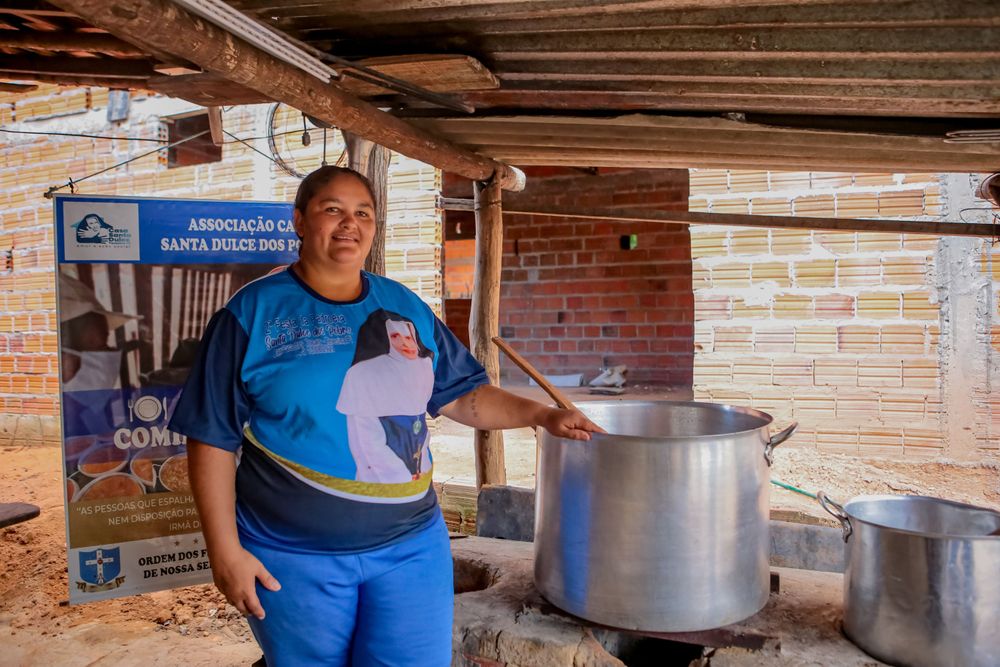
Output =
[
  {"x1": 545, "y1": 399, "x2": 776, "y2": 443},
  {"x1": 843, "y1": 493, "x2": 1000, "y2": 541}
]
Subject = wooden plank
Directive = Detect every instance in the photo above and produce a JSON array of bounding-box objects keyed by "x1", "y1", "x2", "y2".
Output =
[
  {"x1": 0, "y1": 80, "x2": 37, "y2": 92},
  {"x1": 456, "y1": 90, "x2": 1000, "y2": 117},
  {"x1": 411, "y1": 115, "x2": 1000, "y2": 156},
  {"x1": 0, "y1": 31, "x2": 147, "y2": 55},
  {"x1": 48, "y1": 0, "x2": 525, "y2": 191},
  {"x1": 341, "y1": 54, "x2": 499, "y2": 97},
  {"x1": 238, "y1": 0, "x2": 890, "y2": 26},
  {"x1": 206, "y1": 105, "x2": 223, "y2": 146},
  {"x1": 471, "y1": 149, "x2": 997, "y2": 173},
  {"x1": 146, "y1": 54, "x2": 499, "y2": 105},
  {"x1": 499, "y1": 77, "x2": 1000, "y2": 102},
  {"x1": 3, "y1": 72, "x2": 147, "y2": 89},
  {"x1": 380, "y1": 0, "x2": 1000, "y2": 34},
  {"x1": 471, "y1": 176, "x2": 506, "y2": 488},
  {"x1": 439, "y1": 201, "x2": 1000, "y2": 238},
  {"x1": 0, "y1": 55, "x2": 155, "y2": 78},
  {"x1": 426, "y1": 134, "x2": 999, "y2": 169},
  {"x1": 0, "y1": 7, "x2": 73, "y2": 18},
  {"x1": 473, "y1": 26, "x2": 1000, "y2": 56},
  {"x1": 488, "y1": 55, "x2": 1000, "y2": 85},
  {"x1": 147, "y1": 73, "x2": 270, "y2": 105}
]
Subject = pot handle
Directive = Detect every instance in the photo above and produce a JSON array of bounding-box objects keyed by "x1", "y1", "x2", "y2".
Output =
[
  {"x1": 764, "y1": 421, "x2": 798, "y2": 466},
  {"x1": 817, "y1": 491, "x2": 853, "y2": 542}
]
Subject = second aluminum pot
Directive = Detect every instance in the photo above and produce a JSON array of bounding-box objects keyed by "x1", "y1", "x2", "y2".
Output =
[
  {"x1": 819, "y1": 493, "x2": 1000, "y2": 667},
  {"x1": 534, "y1": 400, "x2": 797, "y2": 632}
]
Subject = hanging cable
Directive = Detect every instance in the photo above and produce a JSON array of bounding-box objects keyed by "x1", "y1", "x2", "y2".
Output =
[
  {"x1": 266, "y1": 102, "x2": 303, "y2": 179},
  {"x1": 300, "y1": 113, "x2": 311, "y2": 147},
  {"x1": 221, "y1": 129, "x2": 281, "y2": 166},
  {"x1": 0, "y1": 128, "x2": 163, "y2": 142},
  {"x1": 1, "y1": 126, "x2": 305, "y2": 144},
  {"x1": 43, "y1": 129, "x2": 211, "y2": 198}
]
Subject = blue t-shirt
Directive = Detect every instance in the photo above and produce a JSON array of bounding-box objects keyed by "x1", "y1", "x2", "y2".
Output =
[{"x1": 168, "y1": 268, "x2": 488, "y2": 553}]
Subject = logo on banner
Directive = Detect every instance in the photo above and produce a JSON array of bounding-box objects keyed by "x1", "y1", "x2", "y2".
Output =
[
  {"x1": 77, "y1": 547, "x2": 126, "y2": 593},
  {"x1": 63, "y1": 201, "x2": 140, "y2": 262}
]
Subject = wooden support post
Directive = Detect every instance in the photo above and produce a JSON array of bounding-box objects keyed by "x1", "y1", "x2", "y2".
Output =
[
  {"x1": 344, "y1": 131, "x2": 391, "y2": 276},
  {"x1": 471, "y1": 175, "x2": 506, "y2": 488}
]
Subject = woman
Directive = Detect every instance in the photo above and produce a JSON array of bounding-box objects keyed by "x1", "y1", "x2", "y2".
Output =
[{"x1": 168, "y1": 166, "x2": 600, "y2": 667}]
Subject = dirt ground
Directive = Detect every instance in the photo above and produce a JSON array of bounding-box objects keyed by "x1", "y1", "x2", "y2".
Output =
[{"x1": 1, "y1": 387, "x2": 998, "y2": 666}]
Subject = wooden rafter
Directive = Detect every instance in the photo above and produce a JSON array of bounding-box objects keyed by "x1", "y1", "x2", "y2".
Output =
[
  {"x1": 410, "y1": 115, "x2": 1000, "y2": 173},
  {"x1": 0, "y1": 80, "x2": 37, "y2": 92},
  {"x1": 0, "y1": 55, "x2": 155, "y2": 78},
  {"x1": 439, "y1": 198, "x2": 1000, "y2": 238},
  {"x1": 1, "y1": 72, "x2": 146, "y2": 89},
  {"x1": 0, "y1": 31, "x2": 147, "y2": 56},
  {"x1": 47, "y1": 0, "x2": 525, "y2": 191},
  {"x1": 230, "y1": 0, "x2": 1000, "y2": 120},
  {"x1": 457, "y1": 90, "x2": 1000, "y2": 118},
  {"x1": 235, "y1": 0, "x2": 894, "y2": 26}
]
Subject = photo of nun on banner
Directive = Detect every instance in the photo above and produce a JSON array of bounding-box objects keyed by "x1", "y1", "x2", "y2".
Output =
[{"x1": 336, "y1": 309, "x2": 436, "y2": 483}]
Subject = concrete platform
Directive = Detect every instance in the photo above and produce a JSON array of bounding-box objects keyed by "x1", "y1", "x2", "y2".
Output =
[{"x1": 450, "y1": 536, "x2": 886, "y2": 667}]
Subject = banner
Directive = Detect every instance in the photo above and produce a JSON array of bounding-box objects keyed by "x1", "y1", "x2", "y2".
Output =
[{"x1": 56, "y1": 194, "x2": 298, "y2": 603}]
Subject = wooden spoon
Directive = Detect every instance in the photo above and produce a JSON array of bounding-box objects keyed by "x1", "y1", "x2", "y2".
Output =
[{"x1": 491, "y1": 336, "x2": 578, "y2": 411}]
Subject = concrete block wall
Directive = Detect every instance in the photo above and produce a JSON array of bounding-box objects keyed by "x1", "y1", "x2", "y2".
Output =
[
  {"x1": 443, "y1": 167, "x2": 693, "y2": 385},
  {"x1": 0, "y1": 85, "x2": 440, "y2": 446},
  {"x1": 691, "y1": 169, "x2": 998, "y2": 461}
]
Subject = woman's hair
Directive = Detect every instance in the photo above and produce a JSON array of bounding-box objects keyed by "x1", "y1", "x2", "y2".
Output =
[
  {"x1": 351, "y1": 308, "x2": 433, "y2": 366},
  {"x1": 294, "y1": 166, "x2": 378, "y2": 213}
]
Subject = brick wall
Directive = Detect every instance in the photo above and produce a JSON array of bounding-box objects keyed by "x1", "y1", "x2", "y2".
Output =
[
  {"x1": 0, "y1": 86, "x2": 440, "y2": 445},
  {"x1": 688, "y1": 169, "x2": 999, "y2": 460},
  {"x1": 443, "y1": 168, "x2": 693, "y2": 385}
]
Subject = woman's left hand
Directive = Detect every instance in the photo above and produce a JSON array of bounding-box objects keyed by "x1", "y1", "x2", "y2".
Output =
[{"x1": 539, "y1": 408, "x2": 605, "y2": 441}]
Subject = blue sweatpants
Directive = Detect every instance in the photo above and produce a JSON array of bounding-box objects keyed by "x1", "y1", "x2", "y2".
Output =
[{"x1": 244, "y1": 514, "x2": 453, "y2": 667}]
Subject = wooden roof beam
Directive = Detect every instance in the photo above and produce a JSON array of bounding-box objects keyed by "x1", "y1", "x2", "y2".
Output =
[
  {"x1": 47, "y1": 0, "x2": 525, "y2": 191},
  {"x1": 439, "y1": 198, "x2": 1000, "y2": 238},
  {"x1": 489, "y1": 55, "x2": 1000, "y2": 85},
  {"x1": 237, "y1": 0, "x2": 890, "y2": 26},
  {"x1": 0, "y1": 31, "x2": 148, "y2": 56},
  {"x1": 279, "y1": 0, "x2": 1000, "y2": 34},
  {"x1": 456, "y1": 90, "x2": 1000, "y2": 118},
  {"x1": 477, "y1": 27, "x2": 1000, "y2": 56}
]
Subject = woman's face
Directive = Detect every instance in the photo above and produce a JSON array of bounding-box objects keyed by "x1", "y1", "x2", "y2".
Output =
[
  {"x1": 84, "y1": 217, "x2": 101, "y2": 232},
  {"x1": 294, "y1": 175, "x2": 376, "y2": 269},
  {"x1": 389, "y1": 328, "x2": 419, "y2": 360}
]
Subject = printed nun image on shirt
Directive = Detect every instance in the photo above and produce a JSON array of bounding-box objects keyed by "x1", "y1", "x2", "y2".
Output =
[{"x1": 336, "y1": 309, "x2": 435, "y2": 483}]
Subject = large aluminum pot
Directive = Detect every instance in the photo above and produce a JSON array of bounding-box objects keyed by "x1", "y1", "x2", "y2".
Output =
[
  {"x1": 818, "y1": 493, "x2": 1000, "y2": 667},
  {"x1": 534, "y1": 400, "x2": 797, "y2": 632}
]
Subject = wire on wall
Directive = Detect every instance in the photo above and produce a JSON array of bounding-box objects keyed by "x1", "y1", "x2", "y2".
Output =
[{"x1": 43, "y1": 129, "x2": 211, "y2": 198}]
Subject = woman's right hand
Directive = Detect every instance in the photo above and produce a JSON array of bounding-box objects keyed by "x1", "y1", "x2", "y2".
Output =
[{"x1": 210, "y1": 547, "x2": 281, "y2": 620}]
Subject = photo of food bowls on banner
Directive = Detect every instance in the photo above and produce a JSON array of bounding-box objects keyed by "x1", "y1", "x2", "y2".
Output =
[{"x1": 60, "y1": 265, "x2": 273, "y2": 507}]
